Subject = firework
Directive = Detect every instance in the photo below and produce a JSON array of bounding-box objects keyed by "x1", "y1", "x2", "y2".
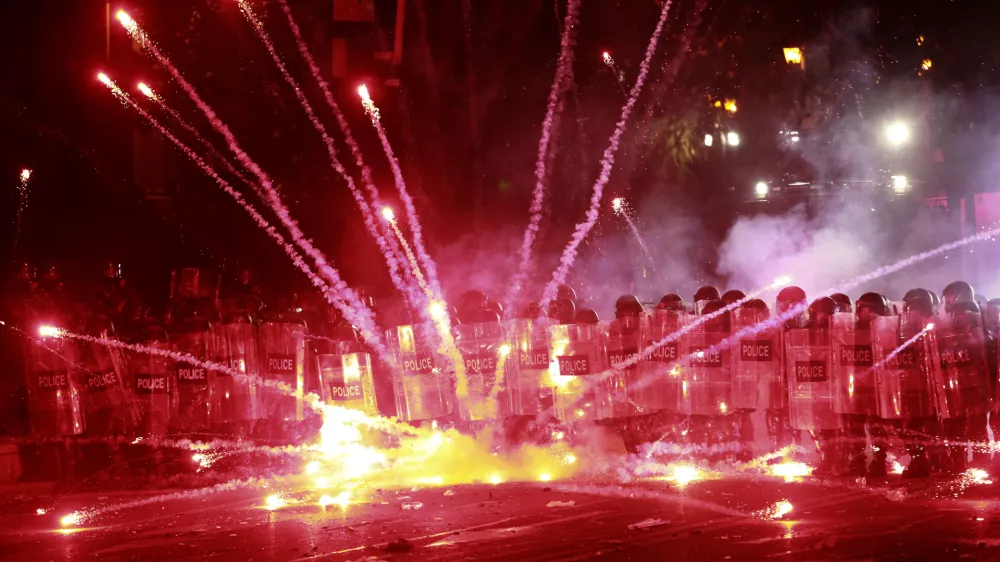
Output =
[
  {"x1": 276, "y1": 0, "x2": 409, "y2": 288},
  {"x1": 506, "y1": 0, "x2": 582, "y2": 310},
  {"x1": 235, "y1": 0, "x2": 412, "y2": 306},
  {"x1": 136, "y1": 82, "x2": 255, "y2": 191},
  {"x1": 96, "y1": 73, "x2": 390, "y2": 359},
  {"x1": 601, "y1": 50, "x2": 628, "y2": 97},
  {"x1": 611, "y1": 196, "x2": 656, "y2": 272},
  {"x1": 355, "y1": 85, "x2": 444, "y2": 297},
  {"x1": 616, "y1": 226, "x2": 1000, "y2": 396},
  {"x1": 114, "y1": 13, "x2": 385, "y2": 354},
  {"x1": 12, "y1": 168, "x2": 32, "y2": 254},
  {"x1": 382, "y1": 207, "x2": 431, "y2": 297},
  {"x1": 540, "y1": 0, "x2": 674, "y2": 311}
]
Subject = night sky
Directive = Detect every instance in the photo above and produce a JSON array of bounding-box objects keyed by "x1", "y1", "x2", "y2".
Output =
[{"x1": 3, "y1": 0, "x2": 1000, "y2": 307}]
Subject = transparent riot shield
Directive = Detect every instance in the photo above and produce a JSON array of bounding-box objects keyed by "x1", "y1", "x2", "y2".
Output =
[
  {"x1": 79, "y1": 319, "x2": 137, "y2": 435},
  {"x1": 25, "y1": 335, "x2": 85, "y2": 437},
  {"x1": 548, "y1": 323, "x2": 612, "y2": 422},
  {"x1": 505, "y1": 318, "x2": 552, "y2": 416},
  {"x1": 786, "y1": 328, "x2": 841, "y2": 431},
  {"x1": 872, "y1": 316, "x2": 936, "y2": 419},
  {"x1": 732, "y1": 308, "x2": 785, "y2": 411},
  {"x1": 387, "y1": 324, "x2": 453, "y2": 421},
  {"x1": 128, "y1": 331, "x2": 177, "y2": 438},
  {"x1": 935, "y1": 314, "x2": 992, "y2": 418},
  {"x1": 318, "y1": 352, "x2": 379, "y2": 416},
  {"x1": 604, "y1": 314, "x2": 648, "y2": 418},
  {"x1": 454, "y1": 322, "x2": 507, "y2": 421},
  {"x1": 171, "y1": 318, "x2": 215, "y2": 432},
  {"x1": 831, "y1": 313, "x2": 878, "y2": 416},
  {"x1": 211, "y1": 314, "x2": 260, "y2": 428},
  {"x1": 678, "y1": 325, "x2": 732, "y2": 416},
  {"x1": 637, "y1": 309, "x2": 688, "y2": 413},
  {"x1": 259, "y1": 320, "x2": 307, "y2": 422}
]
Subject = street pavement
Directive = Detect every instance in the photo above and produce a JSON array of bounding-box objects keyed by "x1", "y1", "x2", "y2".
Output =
[{"x1": 4, "y1": 472, "x2": 1000, "y2": 561}]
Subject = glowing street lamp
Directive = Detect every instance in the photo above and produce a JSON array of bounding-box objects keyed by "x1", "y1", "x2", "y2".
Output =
[
  {"x1": 726, "y1": 131, "x2": 740, "y2": 146},
  {"x1": 885, "y1": 121, "x2": 910, "y2": 147},
  {"x1": 703, "y1": 134, "x2": 714, "y2": 147},
  {"x1": 754, "y1": 181, "x2": 769, "y2": 198}
]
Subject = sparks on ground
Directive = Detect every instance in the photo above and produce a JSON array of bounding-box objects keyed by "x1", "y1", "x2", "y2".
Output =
[{"x1": 770, "y1": 461, "x2": 812, "y2": 482}]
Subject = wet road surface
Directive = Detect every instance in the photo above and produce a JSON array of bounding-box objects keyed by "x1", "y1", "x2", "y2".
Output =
[{"x1": 7, "y1": 473, "x2": 1000, "y2": 560}]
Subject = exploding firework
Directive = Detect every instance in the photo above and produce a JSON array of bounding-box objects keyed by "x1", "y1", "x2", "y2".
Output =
[
  {"x1": 540, "y1": 0, "x2": 674, "y2": 310},
  {"x1": 506, "y1": 0, "x2": 582, "y2": 310},
  {"x1": 112, "y1": 13, "x2": 387, "y2": 355}
]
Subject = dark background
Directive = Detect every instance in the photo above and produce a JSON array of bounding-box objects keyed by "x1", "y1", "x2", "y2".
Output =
[{"x1": 2, "y1": 0, "x2": 1000, "y2": 309}]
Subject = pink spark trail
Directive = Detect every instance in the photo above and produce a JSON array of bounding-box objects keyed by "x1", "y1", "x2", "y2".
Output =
[
  {"x1": 276, "y1": 0, "x2": 411, "y2": 298},
  {"x1": 541, "y1": 0, "x2": 673, "y2": 310},
  {"x1": 356, "y1": 86, "x2": 443, "y2": 298},
  {"x1": 115, "y1": 11, "x2": 383, "y2": 350},
  {"x1": 137, "y1": 83, "x2": 257, "y2": 195},
  {"x1": 505, "y1": 0, "x2": 581, "y2": 310},
  {"x1": 609, "y1": 227, "x2": 1000, "y2": 393},
  {"x1": 98, "y1": 73, "x2": 389, "y2": 361},
  {"x1": 235, "y1": 0, "x2": 414, "y2": 306}
]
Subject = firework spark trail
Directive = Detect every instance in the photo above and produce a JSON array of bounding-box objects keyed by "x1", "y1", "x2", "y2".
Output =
[
  {"x1": 505, "y1": 0, "x2": 582, "y2": 311},
  {"x1": 611, "y1": 227, "x2": 1000, "y2": 393},
  {"x1": 358, "y1": 87, "x2": 469, "y2": 397},
  {"x1": 356, "y1": 86, "x2": 442, "y2": 299},
  {"x1": 53, "y1": 322, "x2": 309, "y2": 402},
  {"x1": 640, "y1": 0, "x2": 707, "y2": 125},
  {"x1": 235, "y1": 1, "x2": 413, "y2": 305},
  {"x1": 115, "y1": 12, "x2": 383, "y2": 351},
  {"x1": 276, "y1": 0, "x2": 412, "y2": 297},
  {"x1": 97, "y1": 75, "x2": 391, "y2": 362},
  {"x1": 382, "y1": 209, "x2": 432, "y2": 297},
  {"x1": 69, "y1": 477, "x2": 274, "y2": 524},
  {"x1": 871, "y1": 323, "x2": 935, "y2": 375},
  {"x1": 540, "y1": 0, "x2": 673, "y2": 310},
  {"x1": 137, "y1": 83, "x2": 257, "y2": 194},
  {"x1": 613, "y1": 198, "x2": 656, "y2": 272},
  {"x1": 12, "y1": 169, "x2": 32, "y2": 253},
  {"x1": 602, "y1": 51, "x2": 629, "y2": 97}
]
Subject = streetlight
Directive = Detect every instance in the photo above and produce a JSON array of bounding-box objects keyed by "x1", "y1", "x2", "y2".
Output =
[
  {"x1": 891, "y1": 175, "x2": 909, "y2": 193},
  {"x1": 885, "y1": 122, "x2": 910, "y2": 147},
  {"x1": 754, "y1": 181, "x2": 769, "y2": 198},
  {"x1": 726, "y1": 132, "x2": 740, "y2": 146},
  {"x1": 704, "y1": 134, "x2": 714, "y2": 147}
]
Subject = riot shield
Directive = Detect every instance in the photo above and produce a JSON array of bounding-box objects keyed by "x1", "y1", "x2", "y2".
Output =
[
  {"x1": 934, "y1": 314, "x2": 992, "y2": 418},
  {"x1": 548, "y1": 322, "x2": 612, "y2": 422},
  {"x1": 80, "y1": 319, "x2": 137, "y2": 434},
  {"x1": 505, "y1": 318, "x2": 553, "y2": 416},
  {"x1": 171, "y1": 317, "x2": 215, "y2": 432},
  {"x1": 637, "y1": 309, "x2": 688, "y2": 413},
  {"x1": 732, "y1": 308, "x2": 785, "y2": 411},
  {"x1": 211, "y1": 314, "x2": 260, "y2": 427},
  {"x1": 786, "y1": 328, "x2": 841, "y2": 431},
  {"x1": 318, "y1": 351, "x2": 378, "y2": 416},
  {"x1": 872, "y1": 315, "x2": 936, "y2": 419},
  {"x1": 259, "y1": 320, "x2": 307, "y2": 422},
  {"x1": 128, "y1": 329, "x2": 176, "y2": 438},
  {"x1": 25, "y1": 335, "x2": 85, "y2": 437},
  {"x1": 387, "y1": 324, "x2": 453, "y2": 421},
  {"x1": 831, "y1": 313, "x2": 878, "y2": 416},
  {"x1": 604, "y1": 314, "x2": 649, "y2": 417},
  {"x1": 454, "y1": 321, "x2": 507, "y2": 421},
  {"x1": 678, "y1": 325, "x2": 732, "y2": 416}
]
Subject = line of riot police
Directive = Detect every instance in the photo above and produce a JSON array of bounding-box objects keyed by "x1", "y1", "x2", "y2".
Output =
[
  {"x1": 5, "y1": 264, "x2": 380, "y2": 444},
  {"x1": 383, "y1": 281, "x2": 1000, "y2": 479},
  {"x1": 8, "y1": 259, "x2": 1000, "y2": 480}
]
